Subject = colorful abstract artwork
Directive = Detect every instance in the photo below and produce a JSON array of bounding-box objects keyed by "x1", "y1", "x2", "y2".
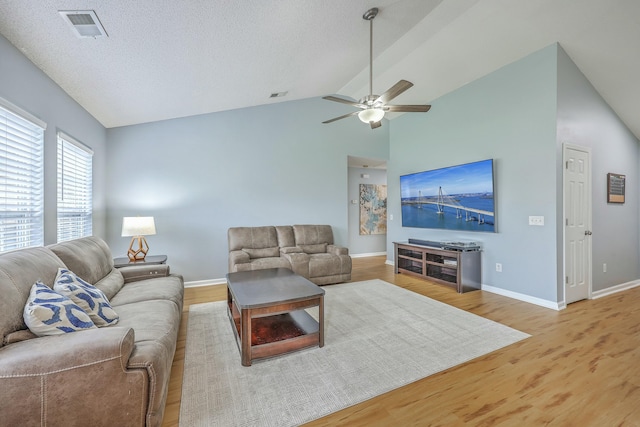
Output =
[{"x1": 359, "y1": 184, "x2": 387, "y2": 235}]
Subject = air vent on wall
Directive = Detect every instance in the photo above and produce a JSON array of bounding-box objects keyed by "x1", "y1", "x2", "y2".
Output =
[{"x1": 58, "y1": 10, "x2": 108, "y2": 38}]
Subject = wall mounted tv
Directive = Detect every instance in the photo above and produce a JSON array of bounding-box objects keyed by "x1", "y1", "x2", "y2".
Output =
[{"x1": 400, "y1": 159, "x2": 495, "y2": 232}]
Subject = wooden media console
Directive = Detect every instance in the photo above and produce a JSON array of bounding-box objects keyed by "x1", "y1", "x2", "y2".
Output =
[{"x1": 393, "y1": 241, "x2": 481, "y2": 293}]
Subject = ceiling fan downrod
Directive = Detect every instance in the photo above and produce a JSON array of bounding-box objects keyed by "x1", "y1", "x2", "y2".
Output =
[{"x1": 363, "y1": 8, "x2": 378, "y2": 99}]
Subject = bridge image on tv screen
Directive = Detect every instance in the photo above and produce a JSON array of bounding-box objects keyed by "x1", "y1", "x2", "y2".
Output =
[{"x1": 400, "y1": 159, "x2": 495, "y2": 232}]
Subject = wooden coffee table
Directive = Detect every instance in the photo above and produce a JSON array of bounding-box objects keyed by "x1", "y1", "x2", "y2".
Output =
[{"x1": 226, "y1": 268, "x2": 325, "y2": 366}]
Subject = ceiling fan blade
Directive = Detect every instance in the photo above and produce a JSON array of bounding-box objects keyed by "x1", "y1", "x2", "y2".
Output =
[
  {"x1": 370, "y1": 120, "x2": 382, "y2": 129},
  {"x1": 376, "y1": 80, "x2": 414, "y2": 105},
  {"x1": 384, "y1": 105, "x2": 431, "y2": 113},
  {"x1": 322, "y1": 95, "x2": 365, "y2": 108},
  {"x1": 322, "y1": 111, "x2": 359, "y2": 124}
]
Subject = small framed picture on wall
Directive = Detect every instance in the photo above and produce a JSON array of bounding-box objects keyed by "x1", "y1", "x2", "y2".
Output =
[{"x1": 607, "y1": 173, "x2": 625, "y2": 204}]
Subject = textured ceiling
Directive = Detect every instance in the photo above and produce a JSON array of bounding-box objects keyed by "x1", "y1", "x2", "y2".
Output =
[{"x1": 1, "y1": 0, "x2": 640, "y2": 139}]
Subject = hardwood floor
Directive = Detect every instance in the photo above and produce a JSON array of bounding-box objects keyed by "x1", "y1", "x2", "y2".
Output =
[{"x1": 162, "y1": 256, "x2": 640, "y2": 426}]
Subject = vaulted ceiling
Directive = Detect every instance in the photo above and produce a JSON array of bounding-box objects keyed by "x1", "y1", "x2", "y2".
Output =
[{"x1": 1, "y1": 0, "x2": 639, "y2": 139}]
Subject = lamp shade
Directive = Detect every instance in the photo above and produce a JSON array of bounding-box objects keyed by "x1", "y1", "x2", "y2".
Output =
[
  {"x1": 358, "y1": 108, "x2": 385, "y2": 123},
  {"x1": 122, "y1": 216, "x2": 156, "y2": 237}
]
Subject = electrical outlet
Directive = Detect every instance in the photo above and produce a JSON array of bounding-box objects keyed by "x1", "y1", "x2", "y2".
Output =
[
  {"x1": 603, "y1": 263, "x2": 607, "y2": 273},
  {"x1": 390, "y1": 214, "x2": 393, "y2": 221},
  {"x1": 496, "y1": 263, "x2": 502, "y2": 272},
  {"x1": 529, "y1": 216, "x2": 545, "y2": 226}
]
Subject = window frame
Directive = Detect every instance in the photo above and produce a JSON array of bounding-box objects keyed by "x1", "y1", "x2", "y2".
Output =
[
  {"x1": 56, "y1": 130, "x2": 93, "y2": 243},
  {"x1": 0, "y1": 97, "x2": 45, "y2": 253}
]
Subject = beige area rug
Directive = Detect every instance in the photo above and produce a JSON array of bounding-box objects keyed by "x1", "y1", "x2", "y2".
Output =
[{"x1": 179, "y1": 279, "x2": 529, "y2": 426}]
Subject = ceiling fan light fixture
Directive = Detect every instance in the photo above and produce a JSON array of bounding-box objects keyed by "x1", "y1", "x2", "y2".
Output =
[{"x1": 358, "y1": 108, "x2": 385, "y2": 123}]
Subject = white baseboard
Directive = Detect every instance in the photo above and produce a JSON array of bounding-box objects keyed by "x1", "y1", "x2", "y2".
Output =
[
  {"x1": 591, "y1": 279, "x2": 640, "y2": 299},
  {"x1": 351, "y1": 252, "x2": 387, "y2": 258},
  {"x1": 184, "y1": 278, "x2": 226, "y2": 288},
  {"x1": 385, "y1": 259, "x2": 394, "y2": 266},
  {"x1": 482, "y1": 284, "x2": 563, "y2": 311}
]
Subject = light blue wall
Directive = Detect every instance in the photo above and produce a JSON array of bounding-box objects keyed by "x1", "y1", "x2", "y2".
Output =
[
  {"x1": 0, "y1": 34, "x2": 108, "y2": 242},
  {"x1": 106, "y1": 98, "x2": 389, "y2": 282},
  {"x1": 388, "y1": 43, "x2": 640, "y2": 304},
  {"x1": 4, "y1": 28, "x2": 638, "y2": 301},
  {"x1": 388, "y1": 45, "x2": 559, "y2": 302},
  {"x1": 348, "y1": 167, "x2": 387, "y2": 255},
  {"x1": 556, "y1": 46, "x2": 640, "y2": 293}
]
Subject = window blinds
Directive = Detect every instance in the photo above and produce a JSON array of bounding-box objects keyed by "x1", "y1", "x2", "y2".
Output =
[
  {"x1": 0, "y1": 101, "x2": 45, "y2": 252},
  {"x1": 57, "y1": 132, "x2": 93, "y2": 242}
]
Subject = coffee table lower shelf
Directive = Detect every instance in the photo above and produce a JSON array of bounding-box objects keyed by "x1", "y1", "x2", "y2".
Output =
[{"x1": 227, "y1": 302, "x2": 321, "y2": 366}]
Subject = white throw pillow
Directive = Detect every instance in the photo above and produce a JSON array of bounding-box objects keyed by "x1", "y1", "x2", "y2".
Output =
[
  {"x1": 24, "y1": 282, "x2": 97, "y2": 336},
  {"x1": 53, "y1": 268, "x2": 119, "y2": 327}
]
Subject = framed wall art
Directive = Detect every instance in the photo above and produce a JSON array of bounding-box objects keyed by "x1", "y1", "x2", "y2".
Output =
[
  {"x1": 359, "y1": 184, "x2": 387, "y2": 235},
  {"x1": 607, "y1": 173, "x2": 625, "y2": 203}
]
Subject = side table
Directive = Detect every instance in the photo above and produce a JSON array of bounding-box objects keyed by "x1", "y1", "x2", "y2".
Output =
[{"x1": 113, "y1": 255, "x2": 167, "y2": 269}]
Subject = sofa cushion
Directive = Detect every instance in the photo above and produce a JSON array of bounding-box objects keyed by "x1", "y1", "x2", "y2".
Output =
[
  {"x1": 228, "y1": 226, "x2": 278, "y2": 251},
  {"x1": 275, "y1": 225, "x2": 295, "y2": 247},
  {"x1": 243, "y1": 246, "x2": 280, "y2": 259},
  {"x1": 236, "y1": 257, "x2": 291, "y2": 272},
  {"x1": 293, "y1": 224, "x2": 334, "y2": 246},
  {"x1": 280, "y1": 246, "x2": 303, "y2": 254},
  {"x1": 48, "y1": 236, "x2": 125, "y2": 299},
  {"x1": 308, "y1": 253, "x2": 352, "y2": 277},
  {"x1": 0, "y1": 246, "x2": 67, "y2": 348},
  {"x1": 53, "y1": 268, "x2": 119, "y2": 327},
  {"x1": 110, "y1": 275, "x2": 184, "y2": 309},
  {"x1": 23, "y1": 282, "x2": 96, "y2": 336},
  {"x1": 300, "y1": 243, "x2": 327, "y2": 254},
  {"x1": 89, "y1": 268, "x2": 125, "y2": 301},
  {"x1": 3, "y1": 329, "x2": 37, "y2": 345}
]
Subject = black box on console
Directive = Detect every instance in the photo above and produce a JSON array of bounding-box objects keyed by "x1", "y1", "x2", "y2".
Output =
[{"x1": 408, "y1": 238, "x2": 442, "y2": 248}]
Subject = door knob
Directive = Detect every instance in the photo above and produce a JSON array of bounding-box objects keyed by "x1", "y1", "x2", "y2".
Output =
[{"x1": 584, "y1": 230, "x2": 592, "y2": 236}]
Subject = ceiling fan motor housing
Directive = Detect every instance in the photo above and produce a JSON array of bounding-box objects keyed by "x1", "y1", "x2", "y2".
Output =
[{"x1": 360, "y1": 94, "x2": 380, "y2": 106}]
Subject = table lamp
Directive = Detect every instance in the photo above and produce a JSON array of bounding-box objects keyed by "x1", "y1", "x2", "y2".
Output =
[{"x1": 121, "y1": 216, "x2": 156, "y2": 261}]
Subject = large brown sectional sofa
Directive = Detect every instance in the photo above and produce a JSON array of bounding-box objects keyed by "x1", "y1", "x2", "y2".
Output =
[
  {"x1": 0, "y1": 236, "x2": 184, "y2": 426},
  {"x1": 228, "y1": 224, "x2": 352, "y2": 285}
]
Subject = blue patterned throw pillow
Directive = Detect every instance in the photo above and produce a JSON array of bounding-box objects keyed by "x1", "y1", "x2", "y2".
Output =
[
  {"x1": 24, "y1": 282, "x2": 96, "y2": 336},
  {"x1": 53, "y1": 268, "x2": 119, "y2": 327}
]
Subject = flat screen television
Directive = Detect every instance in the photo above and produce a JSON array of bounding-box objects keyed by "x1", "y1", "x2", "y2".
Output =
[{"x1": 400, "y1": 159, "x2": 495, "y2": 232}]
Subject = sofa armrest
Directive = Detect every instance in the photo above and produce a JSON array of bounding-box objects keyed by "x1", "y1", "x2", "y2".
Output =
[
  {"x1": 280, "y1": 246, "x2": 303, "y2": 254},
  {"x1": 0, "y1": 327, "x2": 149, "y2": 426},
  {"x1": 230, "y1": 250, "x2": 250, "y2": 265},
  {"x1": 281, "y1": 252, "x2": 310, "y2": 278},
  {"x1": 0, "y1": 327, "x2": 134, "y2": 376},
  {"x1": 120, "y1": 264, "x2": 170, "y2": 283},
  {"x1": 327, "y1": 244, "x2": 349, "y2": 256}
]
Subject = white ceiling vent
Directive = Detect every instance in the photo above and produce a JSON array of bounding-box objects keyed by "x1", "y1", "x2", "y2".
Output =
[{"x1": 59, "y1": 10, "x2": 108, "y2": 38}]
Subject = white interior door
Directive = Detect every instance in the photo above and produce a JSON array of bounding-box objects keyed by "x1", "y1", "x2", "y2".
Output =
[{"x1": 564, "y1": 144, "x2": 592, "y2": 304}]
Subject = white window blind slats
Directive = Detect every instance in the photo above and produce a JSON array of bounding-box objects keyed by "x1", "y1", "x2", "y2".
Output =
[
  {"x1": 0, "y1": 102, "x2": 44, "y2": 253},
  {"x1": 57, "y1": 133, "x2": 92, "y2": 243}
]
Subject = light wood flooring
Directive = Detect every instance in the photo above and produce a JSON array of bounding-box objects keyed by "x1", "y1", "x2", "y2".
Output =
[{"x1": 162, "y1": 256, "x2": 640, "y2": 426}]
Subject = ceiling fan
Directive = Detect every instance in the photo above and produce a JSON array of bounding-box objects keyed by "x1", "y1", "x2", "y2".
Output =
[{"x1": 322, "y1": 7, "x2": 431, "y2": 129}]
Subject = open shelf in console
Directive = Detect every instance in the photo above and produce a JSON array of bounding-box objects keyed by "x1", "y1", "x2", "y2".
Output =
[{"x1": 394, "y1": 241, "x2": 481, "y2": 293}]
